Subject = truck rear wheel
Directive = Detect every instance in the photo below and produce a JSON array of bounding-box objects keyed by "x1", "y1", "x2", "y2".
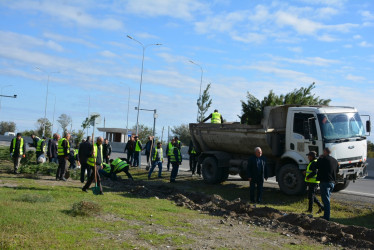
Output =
[
  {"x1": 333, "y1": 180, "x2": 350, "y2": 192},
  {"x1": 220, "y1": 167, "x2": 229, "y2": 182},
  {"x1": 278, "y1": 164, "x2": 306, "y2": 195},
  {"x1": 202, "y1": 157, "x2": 224, "y2": 184},
  {"x1": 239, "y1": 168, "x2": 248, "y2": 180}
]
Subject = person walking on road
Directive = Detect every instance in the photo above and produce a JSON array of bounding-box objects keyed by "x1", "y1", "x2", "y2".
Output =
[
  {"x1": 133, "y1": 136, "x2": 142, "y2": 167},
  {"x1": 56, "y1": 132, "x2": 71, "y2": 181},
  {"x1": 188, "y1": 140, "x2": 199, "y2": 176},
  {"x1": 165, "y1": 138, "x2": 175, "y2": 171},
  {"x1": 102, "y1": 138, "x2": 112, "y2": 164},
  {"x1": 145, "y1": 136, "x2": 154, "y2": 166},
  {"x1": 82, "y1": 137, "x2": 104, "y2": 194},
  {"x1": 78, "y1": 136, "x2": 92, "y2": 183},
  {"x1": 304, "y1": 151, "x2": 324, "y2": 214},
  {"x1": 170, "y1": 141, "x2": 182, "y2": 183},
  {"x1": 202, "y1": 109, "x2": 224, "y2": 124},
  {"x1": 10, "y1": 133, "x2": 26, "y2": 174},
  {"x1": 148, "y1": 142, "x2": 163, "y2": 179},
  {"x1": 316, "y1": 147, "x2": 339, "y2": 221},
  {"x1": 124, "y1": 136, "x2": 135, "y2": 166},
  {"x1": 247, "y1": 147, "x2": 268, "y2": 203}
]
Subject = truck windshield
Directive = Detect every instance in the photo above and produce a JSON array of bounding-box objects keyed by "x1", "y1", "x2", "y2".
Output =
[{"x1": 317, "y1": 113, "x2": 365, "y2": 141}]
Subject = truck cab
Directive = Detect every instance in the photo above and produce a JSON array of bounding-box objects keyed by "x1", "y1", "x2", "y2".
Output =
[{"x1": 279, "y1": 106, "x2": 368, "y2": 194}]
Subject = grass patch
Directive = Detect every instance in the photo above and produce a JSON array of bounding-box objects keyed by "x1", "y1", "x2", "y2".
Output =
[
  {"x1": 68, "y1": 200, "x2": 102, "y2": 217},
  {"x1": 15, "y1": 193, "x2": 54, "y2": 203}
]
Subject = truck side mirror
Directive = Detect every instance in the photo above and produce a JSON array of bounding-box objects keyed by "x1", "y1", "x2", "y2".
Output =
[{"x1": 366, "y1": 120, "x2": 371, "y2": 133}]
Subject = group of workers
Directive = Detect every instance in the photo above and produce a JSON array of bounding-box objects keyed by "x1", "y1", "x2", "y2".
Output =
[{"x1": 248, "y1": 146, "x2": 339, "y2": 221}]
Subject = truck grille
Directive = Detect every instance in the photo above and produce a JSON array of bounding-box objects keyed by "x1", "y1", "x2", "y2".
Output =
[{"x1": 337, "y1": 156, "x2": 362, "y2": 163}]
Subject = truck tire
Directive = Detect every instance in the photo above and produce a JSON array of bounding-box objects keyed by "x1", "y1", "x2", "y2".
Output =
[
  {"x1": 239, "y1": 168, "x2": 248, "y2": 180},
  {"x1": 202, "y1": 157, "x2": 224, "y2": 184},
  {"x1": 333, "y1": 180, "x2": 350, "y2": 192},
  {"x1": 278, "y1": 164, "x2": 306, "y2": 195},
  {"x1": 220, "y1": 167, "x2": 229, "y2": 182}
]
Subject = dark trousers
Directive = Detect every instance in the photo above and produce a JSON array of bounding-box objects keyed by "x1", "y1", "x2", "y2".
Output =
[
  {"x1": 127, "y1": 150, "x2": 134, "y2": 165},
  {"x1": 146, "y1": 151, "x2": 151, "y2": 164},
  {"x1": 83, "y1": 165, "x2": 103, "y2": 192},
  {"x1": 307, "y1": 183, "x2": 323, "y2": 211},
  {"x1": 250, "y1": 179, "x2": 264, "y2": 203},
  {"x1": 167, "y1": 156, "x2": 171, "y2": 171},
  {"x1": 80, "y1": 161, "x2": 92, "y2": 183},
  {"x1": 190, "y1": 155, "x2": 200, "y2": 174},
  {"x1": 133, "y1": 151, "x2": 140, "y2": 167},
  {"x1": 56, "y1": 156, "x2": 68, "y2": 179},
  {"x1": 170, "y1": 162, "x2": 180, "y2": 182},
  {"x1": 104, "y1": 156, "x2": 109, "y2": 164},
  {"x1": 36, "y1": 151, "x2": 42, "y2": 162}
]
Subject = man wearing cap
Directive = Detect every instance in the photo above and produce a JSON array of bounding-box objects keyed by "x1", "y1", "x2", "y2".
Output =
[
  {"x1": 316, "y1": 147, "x2": 339, "y2": 221},
  {"x1": 133, "y1": 136, "x2": 142, "y2": 167},
  {"x1": 305, "y1": 151, "x2": 324, "y2": 214},
  {"x1": 202, "y1": 109, "x2": 224, "y2": 124},
  {"x1": 9, "y1": 133, "x2": 26, "y2": 174}
]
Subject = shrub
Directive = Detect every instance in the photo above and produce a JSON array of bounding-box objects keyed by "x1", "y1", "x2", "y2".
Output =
[{"x1": 69, "y1": 201, "x2": 101, "y2": 217}]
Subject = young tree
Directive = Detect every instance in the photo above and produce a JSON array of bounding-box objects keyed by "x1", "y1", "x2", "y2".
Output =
[
  {"x1": 0, "y1": 121, "x2": 16, "y2": 134},
  {"x1": 57, "y1": 114, "x2": 72, "y2": 132},
  {"x1": 35, "y1": 118, "x2": 52, "y2": 137},
  {"x1": 81, "y1": 114, "x2": 101, "y2": 134},
  {"x1": 197, "y1": 83, "x2": 212, "y2": 122},
  {"x1": 171, "y1": 124, "x2": 191, "y2": 146},
  {"x1": 131, "y1": 124, "x2": 153, "y2": 143},
  {"x1": 72, "y1": 129, "x2": 85, "y2": 148},
  {"x1": 239, "y1": 82, "x2": 331, "y2": 125}
]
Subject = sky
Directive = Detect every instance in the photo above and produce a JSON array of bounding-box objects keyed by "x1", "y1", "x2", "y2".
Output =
[{"x1": 0, "y1": 0, "x2": 373, "y2": 140}]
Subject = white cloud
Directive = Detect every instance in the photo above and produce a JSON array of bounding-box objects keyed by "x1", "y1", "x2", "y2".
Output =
[
  {"x1": 288, "y1": 47, "x2": 303, "y2": 53},
  {"x1": 43, "y1": 32, "x2": 97, "y2": 48},
  {"x1": 346, "y1": 74, "x2": 366, "y2": 82},
  {"x1": 359, "y1": 41, "x2": 373, "y2": 47},
  {"x1": 230, "y1": 32, "x2": 266, "y2": 44},
  {"x1": 353, "y1": 34, "x2": 362, "y2": 39},
  {"x1": 275, "y1": 56, "x2": 339, "y2": 67},
  {"x1": 125, "y1": 0, "x2": 207, "y2": 20},
  {"x1": 361, "y1": 10, "x2": 374, "y2": 20},
  {"x1": 100, "y1": 50, "x2": 117, "y2": 58},
  {"x1": 5, "y1": 0, "x2": 123, "y2": 30},
  {"x1": 318, "y1": 34, "x2": 337, "y2": 42}
]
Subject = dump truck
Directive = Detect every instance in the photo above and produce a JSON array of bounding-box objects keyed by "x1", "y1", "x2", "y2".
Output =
[{"x1": 190, "y1": 105, "x2": 370, "y2": 195}]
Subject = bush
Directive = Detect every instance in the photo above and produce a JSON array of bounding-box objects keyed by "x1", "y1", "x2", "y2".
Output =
[{"x1": 69, "y1": 201, "x2": 101, "y2": 217}]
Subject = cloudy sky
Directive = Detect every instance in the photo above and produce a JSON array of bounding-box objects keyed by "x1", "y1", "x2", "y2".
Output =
[{"x1": 0, "y1": 0, "x2": 373, "y2": 139}]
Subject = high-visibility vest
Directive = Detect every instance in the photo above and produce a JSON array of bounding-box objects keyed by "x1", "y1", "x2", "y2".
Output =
[
  {"x1": 12, "y1": 138, "x2": 24, "y2": 155},
  {"x1": 87, "y1": 143, "x2": 103, "y2": 167},
  {"x1": 211, "y1": 112, "x2": 221, "y2": 123},
  {"x1": 111, "y1": 158, "x2": 129, "y2": 173},
  {"x1": 167, "y1": 142, "x2": 173, "y2": 156},
  {"x1": 152, "y1": 148, "x2": 163, "y2": 161},
  {"x1": 102, "y1": 163, "x2": 111, "y2": 173},
  {"x1": 74, "y1": 149, "x2": 78, "y2": 157},
  {"x1": 170, "y1": 146, "x2": 181, "y2": 163},
  {"x1": 190, "y1": 146, "x2": 196, "y2": 155},
  {"x1": 305, "y1": 159, "x2": 319, "y2": 183},
  {"x1": 36, "y1": 139, "x2": 46, "y2": 153},
  {"x1": 57, "y1": 138, "x2": 70, "y2": 156},
  {"x1": 135, "y1": 140, "x2": 142, "y2": 152}
]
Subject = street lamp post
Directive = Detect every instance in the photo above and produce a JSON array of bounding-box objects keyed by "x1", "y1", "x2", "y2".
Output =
[
  {"x1": 36, "y1": 67, "x2": 59, "y2": 137},
  {"x1": 127, "y1": 35, "x2": 162, "y2": 135},
  {"x1": 0, "y1": 85, "x2": 13, "y2": 115},
  {"x1": 189, "y1": 60, "x2": 204, "y2": 121},
  {"x1": 135, "y1": 107, "x2": 158, "y2": 137}
]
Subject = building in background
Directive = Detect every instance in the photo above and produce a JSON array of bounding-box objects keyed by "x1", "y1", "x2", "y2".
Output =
[{"x1": 97, "y1": 128, "x2": 133, "y2": 143}]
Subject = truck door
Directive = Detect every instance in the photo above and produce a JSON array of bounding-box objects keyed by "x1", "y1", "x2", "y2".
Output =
[{"x1": 289, "y1": 112, "x2": 321, "y2": 159}]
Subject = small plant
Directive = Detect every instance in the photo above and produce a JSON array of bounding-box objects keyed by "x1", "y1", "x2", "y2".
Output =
[{"x1": 69, "y1": 201, "x2": 101, "y2": 217}]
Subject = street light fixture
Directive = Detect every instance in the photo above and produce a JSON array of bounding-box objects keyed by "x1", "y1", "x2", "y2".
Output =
[
  {"x1": 35, "y1": 67, "x2": 60, "y2": 137},
  {"x1": 134, "y1": 107, "x2": 158, "y2": 137},
  {"x1": 127, "y1": 34, "x2": 162, "y2": 135},
  {"x1": 189, "y1": 60, "x2": 204, "y2": 121}
]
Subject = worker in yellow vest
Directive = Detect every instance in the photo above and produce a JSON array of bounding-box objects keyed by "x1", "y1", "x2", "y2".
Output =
[
  {"x1": 305, "y1": 151, "x2": 324, "y2": 214},
  {"x1": 9, "y1": 133, "x2": 26, "y2": 174},
  {"x1": 165, "y1": 138, "x2": 175, "y2": 171},
  {"x1": 148, "y1": 142, "x2": 163, "y2": 179},
  {"x1": 56, "y1": 132, "x2": 71, "y2": 181},
  {"x1": 82, "y1": 136, "x2": 104, "y2": 194},
  {"x1": 133, "y1": 136, "x2": 142, "y2": 167},
  {"x1": 202, "y1": 109, "x2": 224, "y2": 124}
]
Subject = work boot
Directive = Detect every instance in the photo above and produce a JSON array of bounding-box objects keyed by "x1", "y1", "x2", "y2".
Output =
[
  {"x1": 317, "y1": 207, "x2": 324, "y2": 214},
  {"x1": 82, "y1": 188, "x2": 88, "y2": 193}
]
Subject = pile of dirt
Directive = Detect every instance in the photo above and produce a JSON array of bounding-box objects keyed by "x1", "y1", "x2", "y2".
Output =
[{"x1": 102, "y1": 178, "x2": 374, "y2": 248}]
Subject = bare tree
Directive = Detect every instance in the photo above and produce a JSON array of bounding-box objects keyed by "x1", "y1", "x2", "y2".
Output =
[{"x1": 57, "y1": 114, "x2": 72, "y2": 132}]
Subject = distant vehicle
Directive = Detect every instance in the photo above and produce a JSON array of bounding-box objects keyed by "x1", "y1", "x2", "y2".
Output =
[
  {"x1": 4, "y1": 132, "x2": 15, "y2": 136},
  {"x1": 190, "y1": 105, "x2": 370, "y2": 195}
]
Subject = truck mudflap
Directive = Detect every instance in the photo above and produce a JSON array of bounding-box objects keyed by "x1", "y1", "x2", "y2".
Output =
[{"x1": 338, "y1": 162, "x2": 368, "y2": 180}]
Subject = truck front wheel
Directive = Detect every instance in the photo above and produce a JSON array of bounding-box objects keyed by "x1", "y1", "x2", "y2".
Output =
[
  {"x1": 333, "y1": 180, "x2": 350, "y2": 192},
  {"x1": 202, "y1": 157, "x2": 224, "y2": 184},
  {"x1": 278, "y1": 164, "x2": 306, "y2": 195}
]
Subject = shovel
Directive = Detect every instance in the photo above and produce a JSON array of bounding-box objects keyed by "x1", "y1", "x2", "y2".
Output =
[{"x1": 91, "y1": 120, "x2": 101, "y2": 195}]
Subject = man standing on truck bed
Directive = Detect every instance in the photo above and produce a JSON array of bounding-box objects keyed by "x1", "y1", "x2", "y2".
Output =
[
  {"x1": 202, "y1": 109, "x2": 223, "y2": 123},
  {"x1": 247, "y1": 147, "x2": 268, "y2": 203},
  {"x1": 316, "y1": 147, "x2": 338, "y2": 221}
]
